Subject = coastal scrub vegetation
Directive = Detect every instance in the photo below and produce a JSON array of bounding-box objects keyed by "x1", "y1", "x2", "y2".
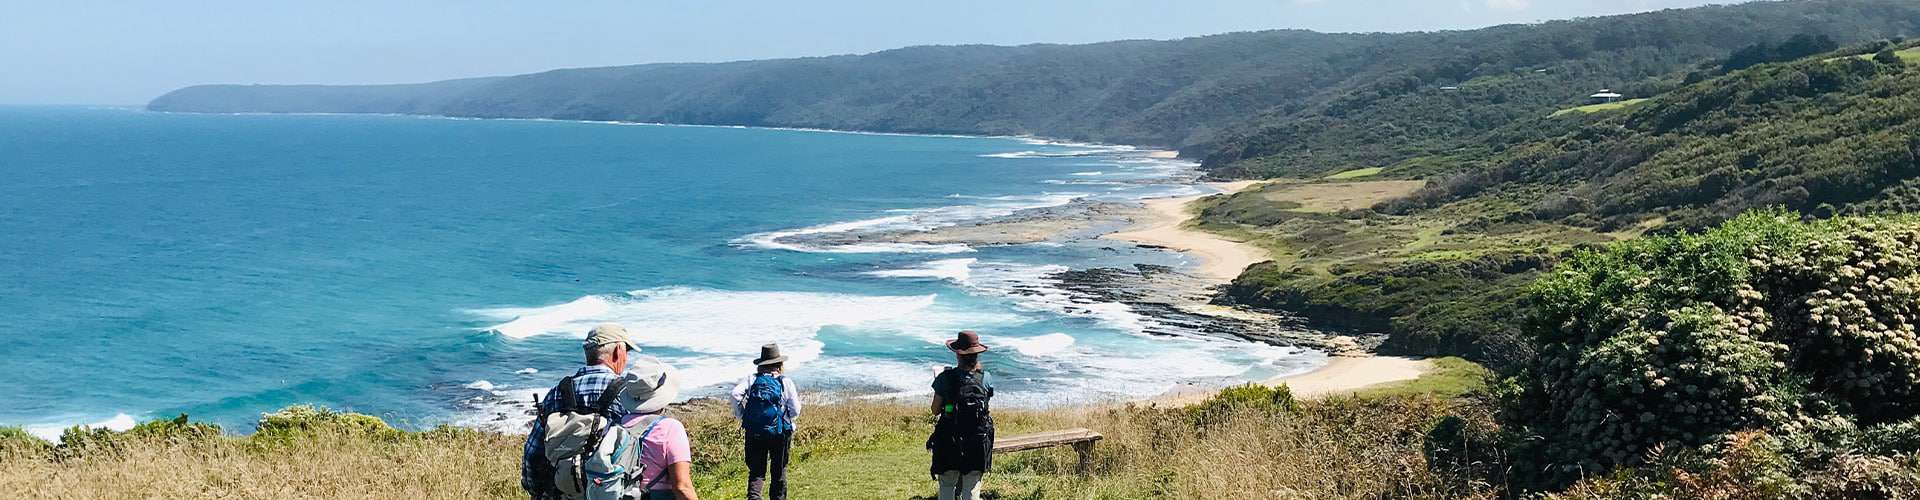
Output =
[
  {"x1": 1503, "y1": 212, "x2": 1920, "y2": 492},
  {"x1": 1212, "y1": 38, "x2": 1920, "y2": 374}
]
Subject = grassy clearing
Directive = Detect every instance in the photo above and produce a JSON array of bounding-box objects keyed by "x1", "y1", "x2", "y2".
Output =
[
  {"x1": 1548, "y1": 98, "x2": 1648, "y2": 117},
  {"x1": 1836, "y1": 46, "x2": 1920, "y2": 63},
  {"x1": 1198, "y1": 178, "x2": 1626, "y2": 363},
  {"x1": 0, "y1": 387, "x2": 1495, "y2": 499},
  {"x1": 1323, "y1": 167, "x2": 1383, "y2": 180},
  {"x1": 1255, "y1": 180, "x2": 1425, "y2": 213},
  {"x1": 1198, "y1": 182, "x2": 1614, "y2": 281},
  {"x1": 1350, "y1": 358, "x2": 1490, "y2": 399}
]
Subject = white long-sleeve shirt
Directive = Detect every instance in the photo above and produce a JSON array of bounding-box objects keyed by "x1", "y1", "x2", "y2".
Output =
[{"x1": 729, "y1": 374, "x2": 802, "y2": 423}]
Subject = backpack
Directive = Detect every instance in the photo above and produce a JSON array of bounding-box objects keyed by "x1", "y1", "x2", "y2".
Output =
[
  {"x1": 581, "y1": 414, "x2": 674, "y2": 500},
  {"x1": 741, "y1": 373, "x2": 792, "y2": 439},
  {"x1": 530, "y1": 375, "x2": 629, "y2": 499},
  {"x1": 928, "y1": 368, "x2": 995, "y2": 477},
  {"x1": 945, "y1": 369, "x2": 992, "y2": 431}
]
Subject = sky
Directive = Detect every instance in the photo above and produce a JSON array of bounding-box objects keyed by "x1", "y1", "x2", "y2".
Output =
[{"x1": 1, "y1": 0, "x2": 1738, "y2": 105}]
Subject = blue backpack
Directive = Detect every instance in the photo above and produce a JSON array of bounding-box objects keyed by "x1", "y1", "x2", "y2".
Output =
[{"x1": 742, "y1": 374, "x2": 792, "y2": 439}]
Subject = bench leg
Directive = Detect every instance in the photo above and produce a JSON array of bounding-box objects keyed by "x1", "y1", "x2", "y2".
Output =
[{"x1": 1072, "y1": 441, "x2": 1095, "y2": 476}]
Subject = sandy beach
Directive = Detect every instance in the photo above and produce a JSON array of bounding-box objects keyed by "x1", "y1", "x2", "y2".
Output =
[
  {"x1": 1097, "y1": 180, "x2": 1432, "y2": 400},
  {"x1": 1154, "y1": 356, "x2": 1434, "y2": 405},
  {"x1": 1102, "y1": 181, "x2": 1267, "y2": 281}
]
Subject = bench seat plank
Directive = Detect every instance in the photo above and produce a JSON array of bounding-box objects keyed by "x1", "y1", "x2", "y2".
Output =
[{"x1": 993, "y1": 428, "x2": 1103, "y2": 453}]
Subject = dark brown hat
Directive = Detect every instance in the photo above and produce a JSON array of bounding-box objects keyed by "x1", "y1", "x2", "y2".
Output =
[
  {"x1": 754, "y1": 343, "x2": 788, "y2": 366},
  {"x1": 946, "y1": 330, "x2": 989, "y2": 355}
]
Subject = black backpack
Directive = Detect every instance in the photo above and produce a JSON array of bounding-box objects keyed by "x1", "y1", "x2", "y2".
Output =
[{"x1": 947, "y1": 370, "x2": 993, "y2": 430}]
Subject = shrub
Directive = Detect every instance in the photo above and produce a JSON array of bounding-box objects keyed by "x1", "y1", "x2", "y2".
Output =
[
  {"x1": 54, "y1": 414, "x2": 222, "y2": 460},
  {"x1": 254, "y1": 405, "x2": 402, "y2": 443},
  {"x1": 0, "y1": 426, "x2": 50, "y2": 459},
  {"x1": 1507, "y1": 211, "x2": 1920, "y2": 487},
  {"x1": 1186, "y1": 383, "x2": 1300, "y2": 428}
]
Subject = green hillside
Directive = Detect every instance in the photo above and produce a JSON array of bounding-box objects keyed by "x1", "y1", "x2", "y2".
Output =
[
  {"x1": 151, "y1": 1, "x2": 1920, "y2": 172},
  {"x1": 1213, "y1": 40, "x2": 1920, "y2": 368}
]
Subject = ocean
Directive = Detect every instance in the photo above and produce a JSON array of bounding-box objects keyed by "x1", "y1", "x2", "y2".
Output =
[{"x1": 0, "y1": 106, "x2": 1322, "y2": 439}]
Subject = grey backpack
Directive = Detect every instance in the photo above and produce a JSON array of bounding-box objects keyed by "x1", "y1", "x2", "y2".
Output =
[
  {"x1": 581, "y1": 414, "x2": 671, "y2": 500},
  {"x1": 536, "y1": 376, "x2": 628, "y2": 499}
]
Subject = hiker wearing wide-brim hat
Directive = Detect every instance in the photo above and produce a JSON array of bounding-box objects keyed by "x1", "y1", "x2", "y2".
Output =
[
  {"x1": 945, "y1": 330, "x2": 989, "y2": 355},
  {"x1": 732, "y1": 343, "x2": 803, "y2": 500},
  {"x1": 928, "y1": 331, "x2": 995, "y2": 500},
  {"x1": 571, "y1": 356, "x2": 699, "y2": 500}
]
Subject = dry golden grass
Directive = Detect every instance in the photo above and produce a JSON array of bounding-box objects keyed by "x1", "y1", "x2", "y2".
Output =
[
  {"x1": 1258, "y1": 180, "x2": 1426, "y2": 213},
  {"x1": 1, "y1": 429, "x2": 523, "y2": 499},
  {"x1": 0, "y1": 392, "x2": 1494, "y2": 499}
]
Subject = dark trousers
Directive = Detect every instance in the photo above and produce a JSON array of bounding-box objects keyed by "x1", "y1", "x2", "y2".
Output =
[{"x1": 745, "y1": 431, "x2": 792, "y2": 500}]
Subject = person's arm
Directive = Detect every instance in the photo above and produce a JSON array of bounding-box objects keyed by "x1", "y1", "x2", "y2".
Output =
[
  {"x1": 783, "y1": 378, "x2": 801, "y2": 420},
  {"x1": 929, "y1": 369, "x2": 947, "y2": 415},
  {"x1": 668, "y1": 461, "x2": 699, "y2": 500},
  {"x1": 729, "y1": 377, "x2": 749, "y2": 419},
  {"x1": 520, "y1": 387, "x2": 560, "y2": 491}
]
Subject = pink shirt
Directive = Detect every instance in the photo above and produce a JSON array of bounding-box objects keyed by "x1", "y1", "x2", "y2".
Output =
[{"x1": 621, "y1": 414, "x2": 692, "y2": 491}]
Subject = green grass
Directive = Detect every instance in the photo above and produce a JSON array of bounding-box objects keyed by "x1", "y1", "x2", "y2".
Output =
[
  {"x1": 1549, "y1": 98, "x2": 1649, "y2": 117},
  {"x1": 1324, "y1": 167, "x2": 1383, "y2": 179},
  {"x1": 1350, "y1": 357, "x2": 1490, "y2": 399},
  {"x1": 1836, "y1": 46, "x2": 1920, "y2": 63}
]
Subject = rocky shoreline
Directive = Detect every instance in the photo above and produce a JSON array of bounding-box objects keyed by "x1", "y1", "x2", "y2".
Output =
[{"x1": 802, "y1": 196, "x2": 1383, "y2": 356}]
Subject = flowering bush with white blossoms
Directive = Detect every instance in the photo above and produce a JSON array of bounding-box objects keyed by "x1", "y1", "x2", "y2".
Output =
[{"x1": 1504, "y1": 211, "x2": 1920, "y2": 483}]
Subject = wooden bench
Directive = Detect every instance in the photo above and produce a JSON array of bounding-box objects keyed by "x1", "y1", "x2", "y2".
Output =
[{"x1": 993, "y1": 428, "x2": 1103, "y2": 474}]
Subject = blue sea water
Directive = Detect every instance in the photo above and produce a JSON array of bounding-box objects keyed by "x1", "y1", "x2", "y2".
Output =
[{"x1": 0, "y1": 106, "x2": 1321, "y2": 437}]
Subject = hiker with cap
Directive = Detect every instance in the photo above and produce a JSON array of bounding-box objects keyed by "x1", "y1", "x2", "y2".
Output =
[
  {"x1": 729, "y1": 344, "x2": 802, "y2": 500},
  {"x1": 521, "y1": 323, "x2": 643, "y2": 500},
  {"x1": 927, "y1": 331, "x2": 995, "y2": 500}
]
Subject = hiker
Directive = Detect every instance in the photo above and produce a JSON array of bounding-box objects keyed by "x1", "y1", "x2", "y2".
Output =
[
  {"x1": 927, "y1": 331, "x2": 995, "y2": 500},
  {"x1": 729, "y1": 344, "x2": 802, "y2": 500},
  {"x1": 591, "y1": 357, "x2": 699, "y2": 500},
  {"x1": 520, "y1": 323, "x2": 643, "y2": 500}
]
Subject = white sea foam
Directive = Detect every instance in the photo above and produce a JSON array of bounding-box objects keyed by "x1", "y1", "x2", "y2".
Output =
[
  {"x1": 515, "y1": 368, "x2": 539, "y2": 375},
  {"x1": 863, "y1": 258, "x2": 976, "y2": 282},
  {"x1": 465, "y1": 380, "x2": 495, "y2": 391},
  {"x1": 1069, "y1": 171, "x2": 1104, "y2": 176},
  {"x1": 736, "y1": 192, "x2": 1086, "y2": 254},
  {"x1": 1002, "y1": 333, "x2": 1077, "y2": 357},
  {"x1": 25, "y1": 413, "x2": 138, "y2": 443},
  {"x1": 477, "y1": 287, "x2": 936, "y2": 363},
  {"x1": 979, "y1": 150, "x2": 1106, "y2": 159},
  {"x1": 473, "y1": 296, "x2": 614, "y2": 339}
]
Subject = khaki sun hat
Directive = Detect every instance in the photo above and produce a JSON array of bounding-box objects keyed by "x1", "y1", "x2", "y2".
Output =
[
  {"x1": 584, "y1": 323, "x2": 640, "y2": 352},
  {"x1": 618, "y1": 356, "x2": 681, "y2": 414}
]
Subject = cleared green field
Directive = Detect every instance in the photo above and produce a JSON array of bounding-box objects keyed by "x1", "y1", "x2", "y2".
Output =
[
  {"x1": 1549, "y1": 98, "x2": 1648, "y2": 117},
  {"x1": 1325, "y1": 167, "x2": 1383, "y2": 179},
  {"x1": 1874, "y1": 47, "x2": 1920, "y2": 63}
]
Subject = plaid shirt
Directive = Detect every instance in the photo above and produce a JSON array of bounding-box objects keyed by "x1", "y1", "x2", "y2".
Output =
[{"x1": 521, "y1": 364, "x2": 627, "y2": 497}]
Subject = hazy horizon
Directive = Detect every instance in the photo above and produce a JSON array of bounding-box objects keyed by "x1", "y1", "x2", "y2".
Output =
[{"x1": 5, "y1": 0, "x2": 1738, "y2": 105}]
